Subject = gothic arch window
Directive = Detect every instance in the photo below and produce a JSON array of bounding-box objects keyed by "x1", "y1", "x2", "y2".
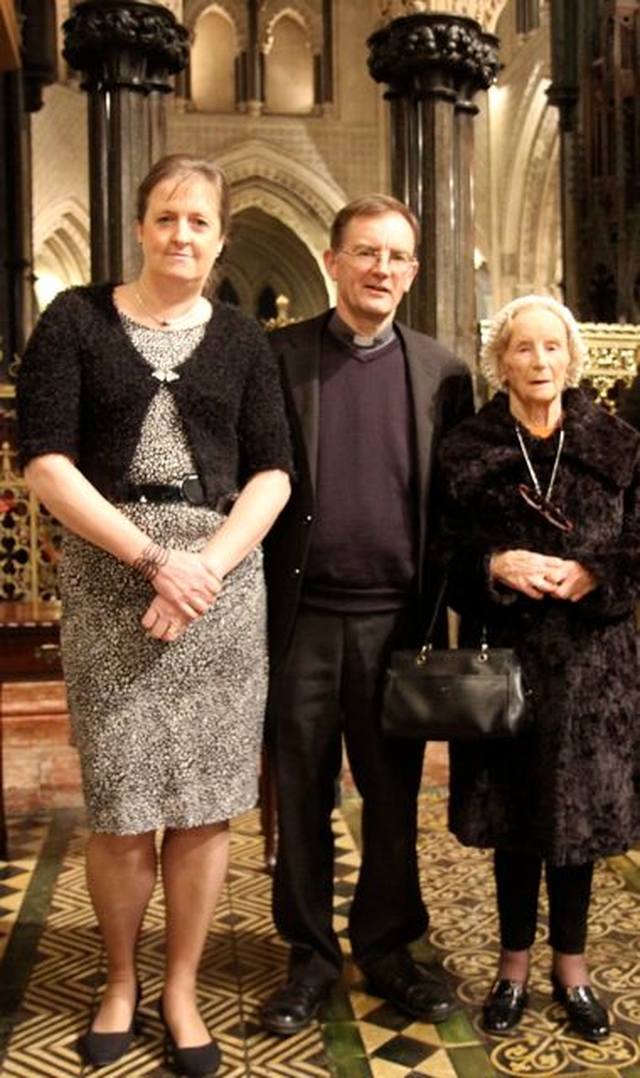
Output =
[
  {"x1": 264, "y1": 11, "x2": 314, "y2": 114},
  {"x1": 191, "y1": 5, "x2": 237, "y2": 112},
  {"x1": 218, "y1": 278, "x2": 240, "y2": 306},
  {"x1": 256, "y1": 284, "x2": 278, "y2": 323}
]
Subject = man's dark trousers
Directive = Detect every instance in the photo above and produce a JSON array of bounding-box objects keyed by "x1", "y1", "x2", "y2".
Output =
[{"x1": 267, "y1": 604, "x2": 428, "y2": 988}]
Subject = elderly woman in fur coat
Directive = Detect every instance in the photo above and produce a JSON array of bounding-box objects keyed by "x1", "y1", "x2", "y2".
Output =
[{"x1": 436, "y1": 295, "x2": 640, "y2": 1043}]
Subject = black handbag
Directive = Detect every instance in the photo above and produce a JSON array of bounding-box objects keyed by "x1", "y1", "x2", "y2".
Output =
[{"x1": 381, "y1": 580, "x2": 532, "y2": 740}]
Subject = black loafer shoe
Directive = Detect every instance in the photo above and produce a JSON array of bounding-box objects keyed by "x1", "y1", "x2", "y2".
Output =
[
  {"x1": 366, "y1": 954, "x2": 458, "y2": 1023},
  {"x1": 481, "y1": 979, "x2": 528, "y2": 1035},
  {"x1": 551, "y1": 976, "x2": 609, "y2": 1042},
  {"x1": 158, "y1": 999, "x2": 221, "y2": 1077},
  {"x1": 260, "y1": 979, "x2": 331, "y2": 1036},
  {"x1": 77, "y1": 983, "x2": 142, "y2": 1067}
]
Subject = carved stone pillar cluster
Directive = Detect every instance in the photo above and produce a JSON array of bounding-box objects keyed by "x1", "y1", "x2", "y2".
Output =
[
  {"x1": 62, "y1": 0, "x2": 189, "y2": 284},
  {"x1": 547, "y1": 1, "x2": 640, "y2": 322},
  {"x1": 367, "y1": 13, "x2": 498, "y2": 363}
]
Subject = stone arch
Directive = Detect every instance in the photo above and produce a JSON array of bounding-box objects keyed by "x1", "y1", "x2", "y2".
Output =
[
  {"x1": 519, "y1": 106, "x2": 561, "y2": 295},
  {"x1": 33, "y1": 198, "x2": 90, "y2": 309},
  {"x1": 495, "y1": 80, "x2": 555, "y2": 301},
  {"x1": 216, "y1": 139, "x2": 346, "y2": 318},
  {"x1": 489, "y1": 14, "x2": 561, "y2": 307},
  {"x1": 184, "y1": 0, "x2": 248, "y2": 50},
  {"x1": 260, "y1": 1, "x2": 322, "y2": 53},
  {"x1": 188, "y1": 3, "x2": 238, "y2": 110}
]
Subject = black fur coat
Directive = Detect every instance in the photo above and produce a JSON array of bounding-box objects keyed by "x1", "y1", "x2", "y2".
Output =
[{"x1": 437, "y1": 389, "x2": 640, "y2": 865}]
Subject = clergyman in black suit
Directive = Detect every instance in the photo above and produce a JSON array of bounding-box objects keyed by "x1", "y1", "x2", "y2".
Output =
[{"x1": 261, "y1": 194, "x2": 475, "y2": 1035}]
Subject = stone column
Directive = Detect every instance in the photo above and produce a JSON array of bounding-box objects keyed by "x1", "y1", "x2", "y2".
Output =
[
  {"x1": 62, "y1": 0, "x2": 189, "y2": 284},
  {"x1": 367, "y1": 14, "x2": 498, "y2": 363},
  {"x1": 546, "y1": 0, "x2": 580, "y2": 315},
  {"x1": 240, "y1": 0, "x2": 263, "y2": 115}
]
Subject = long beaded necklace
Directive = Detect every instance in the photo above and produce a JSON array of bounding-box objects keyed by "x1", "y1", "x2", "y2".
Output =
[
  {"x1": 514, "y1": 423, "x2": 574, "y2": 531},
  {"x1": 134, "y1": 281, "x2": 202, "y2": 329},
  {"x1": 515, "y1": 423, "x2": 564, "y2": 504}
]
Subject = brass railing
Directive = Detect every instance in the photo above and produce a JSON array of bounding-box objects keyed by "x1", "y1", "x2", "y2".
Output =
[{"x1": 0, "y1": 436, "x2": 62, "y2": 602}]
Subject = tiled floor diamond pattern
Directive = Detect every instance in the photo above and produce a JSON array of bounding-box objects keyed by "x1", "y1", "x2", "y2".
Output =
[{"x1": 2, "y1": 796, "x2": 640, "y2": 1076}]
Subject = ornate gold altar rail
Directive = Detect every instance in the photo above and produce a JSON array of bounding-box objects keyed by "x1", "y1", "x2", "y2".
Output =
[
  {"x1": 577, "y1": 322, "x2": 640, "y2": 410},
  {"x1": 0, "y1": 434, "x2": 62, "y2": 603},
  {"x1": 1, "y1": 321, "x2": 639, "y2": 602}
]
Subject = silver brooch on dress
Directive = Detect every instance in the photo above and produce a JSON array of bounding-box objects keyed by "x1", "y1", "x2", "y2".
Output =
[{"x1": 151, "y1": 369, "x2": 180, "y2": 383}]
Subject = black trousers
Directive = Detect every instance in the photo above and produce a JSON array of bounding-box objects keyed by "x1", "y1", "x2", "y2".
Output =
[
  {"x1": 494, "y1": 850, "x2": 594, "y2": 954},
  {"x1": 266, "y1": 605, "x2": 428, "y2": 987}
]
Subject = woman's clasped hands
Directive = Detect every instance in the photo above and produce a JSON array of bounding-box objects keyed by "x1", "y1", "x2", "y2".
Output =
[
  {"x1": 140, "y1": 547, "x2": 223, "y2": 642},
  {"x1": 490, "y1": 549, "x2": 598, "y2": 603}
]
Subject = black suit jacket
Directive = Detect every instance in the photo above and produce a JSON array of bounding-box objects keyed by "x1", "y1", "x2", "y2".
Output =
[{"x1": 263, "y1": 311, "x2": 474, "y2": 669}]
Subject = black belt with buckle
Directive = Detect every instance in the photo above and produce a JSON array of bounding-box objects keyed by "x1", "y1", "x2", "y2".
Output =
[{"x1": 123, "y1": 475, "x2": 236, "y2": 514}]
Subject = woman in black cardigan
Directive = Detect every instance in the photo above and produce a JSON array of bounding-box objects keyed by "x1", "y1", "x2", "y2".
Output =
[
  {"x1": 437, "y1": 295, "x2": 640, "y2": 1044},
  {"x1": 17, "y1": 154, "x2": 291, "y2": 1076}
]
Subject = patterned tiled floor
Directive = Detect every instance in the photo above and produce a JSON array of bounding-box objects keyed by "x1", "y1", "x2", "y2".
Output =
[{"x1": 2, "y1": 792, "x2": 640, "y2": 1077}]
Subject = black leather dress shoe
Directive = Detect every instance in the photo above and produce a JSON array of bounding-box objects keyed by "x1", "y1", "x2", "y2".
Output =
[
  {"x1": 481, "y1": 979, "x2": 528, "y2": 1035},
  {"x1": 551, "y1": 975, "x2": 610, "y2": 1042},
  {"x1": 260, "y1": 979, "x2": 332, "y2": 1036},
  {"x1": 365, "y1": 953, "x2": 458, "y2": 1023}
]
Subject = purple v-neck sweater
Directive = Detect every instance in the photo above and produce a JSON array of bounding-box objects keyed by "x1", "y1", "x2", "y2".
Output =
[{"x1": 303, "y1": 328, "x2": 418, "y2": 612}]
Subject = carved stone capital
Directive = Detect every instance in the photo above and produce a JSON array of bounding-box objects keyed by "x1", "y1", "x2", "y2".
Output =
[
  {"x1": 62, "y1": 0, "x2": 190, "y2": 93},
  {"x1": 368, "y1": 13, "x2": 499, "y2": 101}
]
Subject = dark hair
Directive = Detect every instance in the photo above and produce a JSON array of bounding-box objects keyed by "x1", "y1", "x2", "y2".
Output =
[
  {"x1": 329, "y1": 194, "x2": 420, "y2": 252},
  {"x1": 136, "y1": 153, "x2": 231, "y2": 238}
]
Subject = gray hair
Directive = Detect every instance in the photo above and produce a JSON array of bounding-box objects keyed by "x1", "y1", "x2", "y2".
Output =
[{"x1": 480, "y1": 294, "x2": 588, "y2": 391}]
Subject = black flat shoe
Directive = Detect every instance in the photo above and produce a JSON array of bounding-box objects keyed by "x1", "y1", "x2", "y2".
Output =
[
  {"x1": 551, "y1": 974, "x2": 610, "y2": 1042},
  {"x1": 159, "y1": 999, "x2": 221, "y2": 1077},
  {"x1": 365, "y1": 952, "x2": 458, "y2": 1023},
  {"x1": 77, "y1": 983, "x2": 142, "y2": 1067},
  {"x1": 260, "y1": 979, "x2": 332, "y2": 1036},
  {"x1": 481, "y1": 979, "x2": 528, "y2": 1035}
]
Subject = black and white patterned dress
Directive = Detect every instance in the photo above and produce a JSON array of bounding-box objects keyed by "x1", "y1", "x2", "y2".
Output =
[{"x1": 58, "y1": 316, "x2": 268, "y2": 834}]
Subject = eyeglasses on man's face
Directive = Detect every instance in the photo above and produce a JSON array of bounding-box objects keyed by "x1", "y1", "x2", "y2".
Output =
[
  {"x1": 339, "y1": 245, "x2": 417, "y2": 272},
  {"x1": 518, "y1": 484, "x2": 574, "y2": 532}
]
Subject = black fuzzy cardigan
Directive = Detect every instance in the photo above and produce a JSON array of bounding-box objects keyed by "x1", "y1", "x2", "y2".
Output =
[
  {"x1": 436, "y1": 389, "x2": 640, "y2": 865},
  {"x1": 17, "y1": 284, "x2": 292, "y2": 501}
]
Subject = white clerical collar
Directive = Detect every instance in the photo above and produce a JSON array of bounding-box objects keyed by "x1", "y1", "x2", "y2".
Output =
[{"x1": 328, "y1": 312, "x2": 396, "y2": 352}]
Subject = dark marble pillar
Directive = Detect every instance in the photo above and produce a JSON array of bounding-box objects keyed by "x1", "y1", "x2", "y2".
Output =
[
  {"x1": 368, "y1": 14, "x2": 498, "y2": 363},
  {"x1": 62, "y1": 0, "x2": 189, "y2": 284},
  {"x1": 0, "y1": 0, "x2": 56, "y2": 384}
]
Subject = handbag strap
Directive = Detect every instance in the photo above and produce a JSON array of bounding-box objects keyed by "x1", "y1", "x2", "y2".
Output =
[
  {"x1": 419, "y1": 575, "x2": 489, "y2": 663},
  {"x1": 421, "y1": 574, "x2": 449, "y2": 652}
]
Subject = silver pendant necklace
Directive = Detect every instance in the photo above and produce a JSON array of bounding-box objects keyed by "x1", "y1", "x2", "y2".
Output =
[
  {"x1": 134, "y1": 281, "x2": 201, "y2": 329},
  {"x1": 515, "y1": 423, "x2": 564, "y2": 502}
]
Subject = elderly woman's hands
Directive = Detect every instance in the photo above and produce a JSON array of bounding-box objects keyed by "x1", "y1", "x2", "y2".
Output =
[
  {"x1": 490, "y1": 550, "x2": 598, "y2": 602},
  {"x1": 544, "y1": 559, "x2": 598, "y2": 602},
  {"x1": 141, "y1": 548, "x2": 223, "y2": 641}
]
